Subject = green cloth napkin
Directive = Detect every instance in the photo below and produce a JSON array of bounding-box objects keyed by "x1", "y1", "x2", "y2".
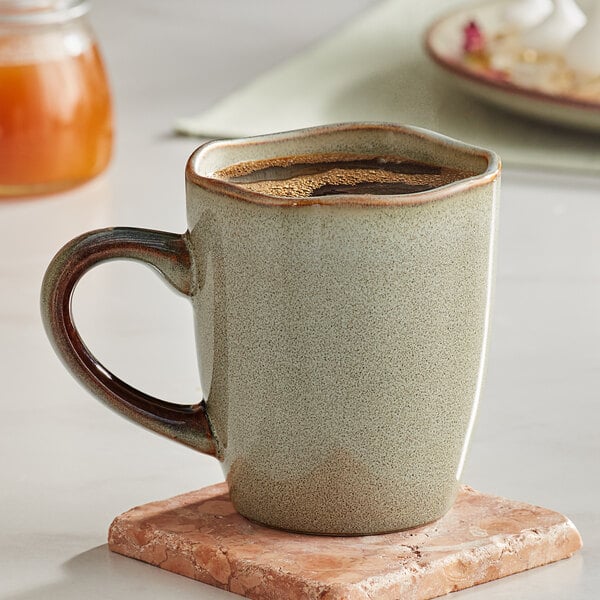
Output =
[{"x1": 176, "y1": 0, "x2": 600, "y2": 174}]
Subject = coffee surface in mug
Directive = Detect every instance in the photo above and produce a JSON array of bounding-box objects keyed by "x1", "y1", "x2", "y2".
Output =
[{"x1": 215, "y1": 152, "x2": 475, "y2": 197}]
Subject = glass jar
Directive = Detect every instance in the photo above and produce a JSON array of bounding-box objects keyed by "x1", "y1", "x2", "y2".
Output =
[{"x1": 0, "y1": 0, "x2": 113, "y2": 198}]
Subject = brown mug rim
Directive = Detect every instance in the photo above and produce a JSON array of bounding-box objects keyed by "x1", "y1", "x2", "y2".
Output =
[{"x1": 185, "y1": 122, "x2": 501, "y2": 207}]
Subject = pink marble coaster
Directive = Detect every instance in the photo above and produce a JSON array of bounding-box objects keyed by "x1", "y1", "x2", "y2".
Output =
[{"x1": 108, "y1": 483, "x2": 582, "y2": 600}]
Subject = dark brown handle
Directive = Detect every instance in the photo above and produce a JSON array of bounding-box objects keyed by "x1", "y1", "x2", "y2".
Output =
[{"x1": 41, "y1": 227, "x2": 216, "y2": 456}]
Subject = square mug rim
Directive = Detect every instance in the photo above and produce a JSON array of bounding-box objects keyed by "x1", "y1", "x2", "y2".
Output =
[{"x1": 185, "y1": 122, "x2": 501, "y2": 208}]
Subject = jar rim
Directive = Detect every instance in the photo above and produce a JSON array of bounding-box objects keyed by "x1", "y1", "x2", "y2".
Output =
[{"x1": 0, "y1": 0, "x2": 90, "y2": 25}]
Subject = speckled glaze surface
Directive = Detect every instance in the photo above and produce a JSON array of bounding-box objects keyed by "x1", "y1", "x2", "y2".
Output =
[{"x1": 41, "y1": 123, "x2": 500, "y2": 535}]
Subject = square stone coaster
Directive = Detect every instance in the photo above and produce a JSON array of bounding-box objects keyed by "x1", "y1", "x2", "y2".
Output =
[{"x1": 108, "y1": 483, "x2": 582, "y2": 600}]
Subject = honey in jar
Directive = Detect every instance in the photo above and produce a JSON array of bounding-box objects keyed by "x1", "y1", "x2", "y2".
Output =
[{"x1": 0, "y1": 1, "x2": 113, "y2": 197}]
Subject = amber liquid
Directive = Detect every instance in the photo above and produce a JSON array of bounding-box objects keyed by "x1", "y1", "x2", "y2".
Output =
[{"x1": 0, "y1": 43, "x2": 113, "y2": 197}]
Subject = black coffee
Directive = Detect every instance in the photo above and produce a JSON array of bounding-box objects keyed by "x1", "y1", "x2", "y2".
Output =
[{"x1": 215, "y1": 153, "x2": 474, "y2": 198}]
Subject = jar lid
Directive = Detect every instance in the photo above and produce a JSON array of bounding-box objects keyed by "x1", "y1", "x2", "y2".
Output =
[{"x1": 0, "y1": 0, "x2": 90, "y2": 24}]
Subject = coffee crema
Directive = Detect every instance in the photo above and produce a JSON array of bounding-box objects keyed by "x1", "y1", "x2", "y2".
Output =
[{"x1": 215, "y1": 153, "x2": 475, "y2": 198}]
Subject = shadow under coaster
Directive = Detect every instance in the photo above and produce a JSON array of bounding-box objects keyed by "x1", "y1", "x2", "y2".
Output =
[{"x1": 108, "y1": 483, "x2": 581, "y2": 600}]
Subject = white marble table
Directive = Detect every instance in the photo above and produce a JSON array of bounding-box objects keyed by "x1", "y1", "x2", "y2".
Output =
[{"x1": 1, "y1": 1, "x2": 598, "y2": 598}]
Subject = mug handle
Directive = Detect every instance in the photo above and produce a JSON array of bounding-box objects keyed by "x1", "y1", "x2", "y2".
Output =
[{"x1": 40, "y1": 227, "x2": 217, "y2": 456}]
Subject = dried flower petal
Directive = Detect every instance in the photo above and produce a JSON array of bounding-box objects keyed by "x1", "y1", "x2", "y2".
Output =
[{"x1": 463, "y1": 20, "x2": 486, "y2": 54}]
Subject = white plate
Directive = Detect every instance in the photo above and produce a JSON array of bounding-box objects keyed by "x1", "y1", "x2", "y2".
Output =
[{"x1": 425, "y1": 0, "x2": 600, "y2": 132}]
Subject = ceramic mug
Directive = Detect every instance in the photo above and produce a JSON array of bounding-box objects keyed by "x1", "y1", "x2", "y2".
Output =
[{"x1": 41, "y1": 123, "x2": 501, "y2": 535}]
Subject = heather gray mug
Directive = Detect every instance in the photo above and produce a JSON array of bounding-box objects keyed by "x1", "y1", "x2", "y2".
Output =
[{"x1": 41, "y1": 123, "x2": 500, "y2": 535}]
